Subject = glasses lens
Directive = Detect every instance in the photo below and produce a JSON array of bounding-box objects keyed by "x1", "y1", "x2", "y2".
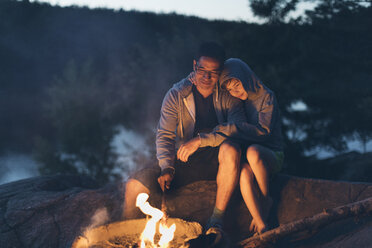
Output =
[{"x1": 196, "y1": 65, "x2": 220, "y2": 77}]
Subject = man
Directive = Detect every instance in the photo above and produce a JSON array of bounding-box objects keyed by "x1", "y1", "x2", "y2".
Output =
[{"x1": 124, "y1": 42, "x2": 245, "y2": 231}]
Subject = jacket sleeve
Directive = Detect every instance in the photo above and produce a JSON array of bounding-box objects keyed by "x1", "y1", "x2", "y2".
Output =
[
  {"x1": 199, "y1": 94, "x2": 246, "y2": 147},
  {"x1": 199, "y1": 92, "x2": 278, "y2": 146},
  {"x1": 156, "y1": 88, "x2": 179, "y2": 173},
  {"x1": 223, "y1": 93, "x2": 278, "y2": 144}
]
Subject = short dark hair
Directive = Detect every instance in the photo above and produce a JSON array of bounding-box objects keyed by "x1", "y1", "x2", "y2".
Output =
[{"x1": 196, "y1": 41, "x2": 226, "y2": 68}]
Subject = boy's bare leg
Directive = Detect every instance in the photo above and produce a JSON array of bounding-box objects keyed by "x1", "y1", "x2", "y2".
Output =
[
  {"x1": 246, "y1": 144, "x2": 276, "y2": 198},
  {"x1": 242, "y1": 144, "x2": 277, "y2": 233},
  {"x1": 240, "y1": 163, "x2": 268, "y2": 233}
]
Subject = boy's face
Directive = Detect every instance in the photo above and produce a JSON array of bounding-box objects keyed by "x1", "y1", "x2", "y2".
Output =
[{"x1": 225, "y1": 78, "x2": 248, "y2": 100}]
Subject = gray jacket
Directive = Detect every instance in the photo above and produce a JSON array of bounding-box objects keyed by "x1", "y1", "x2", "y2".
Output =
[
  {"x1": 219, "y1": 58, "x2": 284, "y2": 152},
  {"x1": 156, "y1": 77, "x2": 245, "y2": 172}
]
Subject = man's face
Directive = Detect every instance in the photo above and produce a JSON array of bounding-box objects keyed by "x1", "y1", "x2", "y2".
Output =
[{"x1": 193, "y1": 56, "x2": 221, "y2": 93}]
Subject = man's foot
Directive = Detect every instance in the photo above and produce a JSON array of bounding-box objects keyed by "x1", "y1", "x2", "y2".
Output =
[
  {"x1": 205, "y1": 226, "x2": 224, "y2": 247},
  {"x1": 205, "y1": 221, "x2": 227, "y2": 248},
  {"x1": 204, "y1": 217, "x2": 223, "y2": 232},
  {"x1": 186, "y1": 224, "x2": 228, "y2": 248}
]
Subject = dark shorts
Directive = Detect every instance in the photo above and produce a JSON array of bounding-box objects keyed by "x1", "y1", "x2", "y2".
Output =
[{"x1": 130, "y1": 147, "x2": 220, "y2": 194}]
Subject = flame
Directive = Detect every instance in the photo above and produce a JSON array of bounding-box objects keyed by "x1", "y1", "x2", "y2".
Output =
[{"x1": 136, "y1": 193, "x2": 176, "y2": 248}]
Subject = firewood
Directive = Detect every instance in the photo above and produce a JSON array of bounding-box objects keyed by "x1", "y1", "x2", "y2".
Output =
[{"x1": 239, "y1": 196, "x2": 372, "y2": 248}]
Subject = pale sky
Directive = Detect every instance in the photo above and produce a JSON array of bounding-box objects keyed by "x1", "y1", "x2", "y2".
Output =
[{"x1": 30, "y1": 0, "x2": 316, "y2": 23}]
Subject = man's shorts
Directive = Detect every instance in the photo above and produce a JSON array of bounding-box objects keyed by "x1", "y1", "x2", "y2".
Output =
[{"x1": 129, "y1": 147, "x2": 220, "y2": 195}]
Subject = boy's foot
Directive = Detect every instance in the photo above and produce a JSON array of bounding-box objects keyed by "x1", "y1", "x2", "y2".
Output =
[
  {"x1": 250, "y1": 196, "x2": 273, "y2": 234},
  {"x1": 249, "y1": 218, "x2": 257, "y2": 232}
]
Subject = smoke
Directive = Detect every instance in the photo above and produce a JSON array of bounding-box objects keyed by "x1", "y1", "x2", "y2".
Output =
[
  {"x1": 85, "y1": 207, "x2": 109, "y2": 231},
  {"x1": 0, "y1": 153, "x2": 40, "y2": 185}
]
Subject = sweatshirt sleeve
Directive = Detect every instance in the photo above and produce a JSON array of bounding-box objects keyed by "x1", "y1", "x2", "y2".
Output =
[
  {"x1": 234, "y1": 93, "x2": 276, "y2": 142},
  {"x1": 227, "y1": 92, "x2": 278, "y2": 144},
  {"x1": 156, "y1": 88, "x2": 178, "y2": 173},
  {"x1": 199, "y1": 92, "x2": 278, "y2": 146},
  {"x1": 199, "y1": 94, "x2": 246, "y2": 147}
]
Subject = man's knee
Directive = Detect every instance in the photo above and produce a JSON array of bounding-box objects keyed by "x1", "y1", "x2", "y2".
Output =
[
  {"x1": 125, "y1": 179, "x2": 149, "y2": 197},
  {"x1": 218, "y1": 140, "x2": 241, "y2": 165}
]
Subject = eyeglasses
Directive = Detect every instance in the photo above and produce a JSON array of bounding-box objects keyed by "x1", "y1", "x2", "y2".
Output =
[{"x1": 195, "y1": 64, "x2": 221, "y2": 78}]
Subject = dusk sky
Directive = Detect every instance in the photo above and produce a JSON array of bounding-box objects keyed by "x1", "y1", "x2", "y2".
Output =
[{"x1": 30, "y1": 0, "x2": 316, "y2": 23}]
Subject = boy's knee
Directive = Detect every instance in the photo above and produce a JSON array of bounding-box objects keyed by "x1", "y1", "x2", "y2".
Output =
[{"x1": 246, "y1": 144, "x2": 264, "y2": 165}]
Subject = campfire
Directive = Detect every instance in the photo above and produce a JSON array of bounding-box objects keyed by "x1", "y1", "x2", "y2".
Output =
[
  {"x1": 135, "y1": 193, "x2": 176, "y2": 247},
  {"x1": 72, "y1": 193, "x2": 202, "y2": 248}
]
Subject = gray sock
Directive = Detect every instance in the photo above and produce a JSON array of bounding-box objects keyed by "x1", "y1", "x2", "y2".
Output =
[{"x1": 206, "y1": 207, "x2": 225, "y2": 229}]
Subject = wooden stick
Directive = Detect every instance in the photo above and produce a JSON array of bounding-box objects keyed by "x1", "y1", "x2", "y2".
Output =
[
  {"x1": 161, "y1": 188, "x2": 168, "y2": 224},
  {"x1": 239, "y1": 197, "x2": 372, "y2": 248}
]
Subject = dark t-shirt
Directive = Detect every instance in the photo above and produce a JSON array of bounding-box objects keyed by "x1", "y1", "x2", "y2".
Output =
[{"x1": 192, "y1": 85, "x2": 219, "y2": 137}]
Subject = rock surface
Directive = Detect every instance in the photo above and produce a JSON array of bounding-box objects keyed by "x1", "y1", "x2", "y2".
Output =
[
  {"x1": 0, "y1": 175, "x2": 124, "y2": 248},
  {"x1": 1, "y1": 174, "x2": 372, "y2": 248}
]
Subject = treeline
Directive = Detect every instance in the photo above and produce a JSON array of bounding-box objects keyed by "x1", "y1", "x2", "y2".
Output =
[{"x1": 1, "y1": 0, "x2": 371, "y2": 183}]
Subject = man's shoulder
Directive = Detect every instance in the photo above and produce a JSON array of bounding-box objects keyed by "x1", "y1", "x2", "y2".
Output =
[{"x1": 167, "y1": 77, "x2": 193, "y2": 97}]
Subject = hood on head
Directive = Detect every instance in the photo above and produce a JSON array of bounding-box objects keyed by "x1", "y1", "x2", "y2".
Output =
[{"x1": 220, "y1": 58, "x2": 262, "y2": 95}]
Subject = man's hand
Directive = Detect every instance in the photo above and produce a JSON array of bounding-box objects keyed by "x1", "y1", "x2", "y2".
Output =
[
  {"x1": 177, "y1": 136, "x2": 201, "y2": 162},
  {"x1": 158, "y1": 173, "x2": 174, "y2": 192}
]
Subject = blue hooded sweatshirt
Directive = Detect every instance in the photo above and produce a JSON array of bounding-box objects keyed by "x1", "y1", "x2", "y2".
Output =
[{"x1": 219, "y1": 58, "x2": 283, "y2": 151}]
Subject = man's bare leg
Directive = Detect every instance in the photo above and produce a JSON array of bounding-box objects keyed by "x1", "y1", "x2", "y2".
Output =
[
  {"x1": 215, "y1": 141, "x2": 241, "y2": 213},
  {"x1": 123, "y1": 179, "x2": 150, "y2": 219}
]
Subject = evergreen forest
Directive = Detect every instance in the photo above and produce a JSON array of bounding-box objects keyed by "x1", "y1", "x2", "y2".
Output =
[{"x1": 1, "y1": 0, "x2": 371, "y2": 184}]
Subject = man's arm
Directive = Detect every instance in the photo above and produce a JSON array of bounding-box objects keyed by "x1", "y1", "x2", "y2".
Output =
[
  {"x1": 156, "y1": 87, "x2": 179, "y2": 189},
  {"x1": 176, "y1": 135, "x2": 201, "y2": 162}
]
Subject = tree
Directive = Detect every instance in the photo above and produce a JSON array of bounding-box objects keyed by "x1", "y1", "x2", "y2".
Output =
[
  {"x1": 247, "y1": 0, "x2": 372, "y2": 23},
  {"x1": 249, "y1": 0, "x2": 300, "y2": 22},
  {"x1": 34, "y1": 60, "x2": 121, "y2": 184}
]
